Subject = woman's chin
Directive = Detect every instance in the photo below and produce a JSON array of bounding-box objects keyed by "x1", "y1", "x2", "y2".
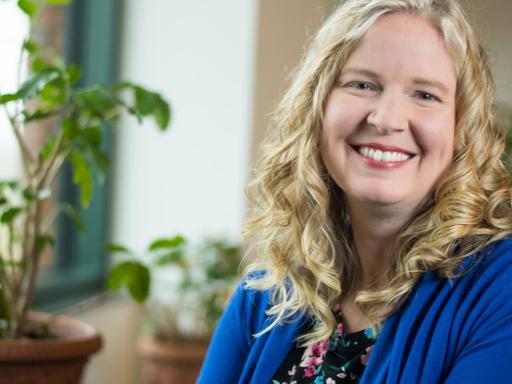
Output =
[{"x1": 348, "y1": 188, "x2": 413, "y2": 208}]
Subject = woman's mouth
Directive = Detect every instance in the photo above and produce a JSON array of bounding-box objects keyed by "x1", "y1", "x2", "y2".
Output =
[
  {"x1": 357, "y1": 146, "x2": 412, "y2": 162},
  {"x1": 351, "y1": 144, "x2": 416, "y2": 168}
]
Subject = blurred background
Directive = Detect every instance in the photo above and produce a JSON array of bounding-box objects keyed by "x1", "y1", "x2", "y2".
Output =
[{"x1": 0, "y1": 0, "x2": 510, "y2": 382}]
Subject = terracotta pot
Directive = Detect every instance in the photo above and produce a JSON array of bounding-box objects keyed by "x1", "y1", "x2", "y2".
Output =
[
  {"x1": 0, "y1": 312, "x2": 102, "y2": 384},
  {"x1": 138, "y1": 337, "x2": 209, "y2": 384}
]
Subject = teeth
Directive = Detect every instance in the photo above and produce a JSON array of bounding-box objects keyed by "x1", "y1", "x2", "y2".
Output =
[{"x1": 358, "y1": 146, "x2": 410, "y2": 162}]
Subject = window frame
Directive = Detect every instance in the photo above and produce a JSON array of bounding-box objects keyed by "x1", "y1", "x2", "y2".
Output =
[{"x1": 35, "y1": 0, "x2": 121, "y2": 310}]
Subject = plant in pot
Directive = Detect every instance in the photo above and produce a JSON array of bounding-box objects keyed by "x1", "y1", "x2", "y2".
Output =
[
  {"x1": 108, "y1": 235, "x2": 241, "y2": 384},
  {"x1": 0, "y1": 0, "x2": 170, "y2": 382}
]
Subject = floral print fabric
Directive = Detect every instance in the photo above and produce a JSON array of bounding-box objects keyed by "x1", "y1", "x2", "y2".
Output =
[{"x1": 271, "y1": 310, "x2": 376, "y2": 384}]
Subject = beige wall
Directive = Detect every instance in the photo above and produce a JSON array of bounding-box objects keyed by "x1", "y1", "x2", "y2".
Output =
[
  {"x1": 459, "y1": 0, "x2": 512, "y2": 104},
  {"x1": 250, "y1": 0, "x2": 331, "y2": 164},
  {"x1": 78, "y1": 299, "x2": 141, "y2": 384}
]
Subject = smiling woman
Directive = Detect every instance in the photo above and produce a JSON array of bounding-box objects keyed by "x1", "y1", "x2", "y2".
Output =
[{"x1": 198, "y1": 0, "x2": 512, "y2": 383}]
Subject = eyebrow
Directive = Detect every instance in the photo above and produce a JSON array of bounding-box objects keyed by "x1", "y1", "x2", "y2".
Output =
[
  {"x1": 410, "y1": 77, "x2": 451, "y2": 95},
  {"x1": 340, "y1": 67, "x2": 451, "y2": 95}
]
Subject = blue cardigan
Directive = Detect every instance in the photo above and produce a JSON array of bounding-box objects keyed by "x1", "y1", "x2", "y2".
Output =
[{"x1": 198, "y1": 238, "x2": 512, "y2": 383}]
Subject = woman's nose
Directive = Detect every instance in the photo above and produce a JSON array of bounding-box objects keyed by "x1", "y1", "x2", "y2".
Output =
[{"x1": 366, "y1": 91, "x2": 408, "y2": 134}]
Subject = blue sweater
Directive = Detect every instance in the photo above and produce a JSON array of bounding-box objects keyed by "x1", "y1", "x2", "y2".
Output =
[{"x1": 198, "y1": 238, "x2": 512, "y2": 383}]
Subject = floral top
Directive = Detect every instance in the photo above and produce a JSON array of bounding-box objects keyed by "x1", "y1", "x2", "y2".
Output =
[{"x1": 271, "y1": 309, "x2": 376, "y2": 384}]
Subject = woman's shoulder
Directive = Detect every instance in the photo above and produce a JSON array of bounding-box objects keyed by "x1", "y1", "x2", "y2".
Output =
[
  {"x1": 232, "y1": 270, "x2": 307, "y2": 331},
  {"x1": 483, "y1": 235, "x2": 512, "y2": 259},
  {"x1": 232, "y1": 271, "x2": 272, "y2": 311},
  {"x1": 226, "y1": 271, "x2": 275, "y2": 333},
  {"x1": 467, "y1": 236, "x2": 512, "y2": 279},
  {"x1": 406, "y1": 237, "x2": 512, "y2": 323},
  {"x1": 430, "y1": 236, "x2": 512, "y2": 314}
]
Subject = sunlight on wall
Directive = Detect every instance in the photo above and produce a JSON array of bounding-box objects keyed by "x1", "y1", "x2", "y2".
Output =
[{"x1": 0, "y1": 2, "x2": 29, "y2": 180}]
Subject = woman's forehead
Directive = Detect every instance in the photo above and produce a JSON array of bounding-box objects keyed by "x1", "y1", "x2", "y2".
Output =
[{"x1": 339, "y1": 13, "x2": 457, "y2": 95}]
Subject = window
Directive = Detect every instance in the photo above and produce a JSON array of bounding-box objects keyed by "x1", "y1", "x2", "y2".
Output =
[{"x1": 25, "y1": 0, "x2": 121, "y2": 310}]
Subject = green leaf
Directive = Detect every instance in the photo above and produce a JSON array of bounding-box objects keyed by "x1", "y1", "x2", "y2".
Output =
[
  {"x1": 0, "y1": 93, "x2": 20, "y2": 104},
  {"x1": 0, "y1": 181, "x2": 19, "y2": 190},
  {"x1": 0, "y1": 258, "x2": 25, "y2": 268},
  {"x1": 154, "y1": 250, "x2": 186, "y2": 267},
  {"x1": 0, "y1": 207, "x2": 23, "y2": 224},
  {"x1": 153, "y1": 95, "x2": 171, "y2": 130},
  {"x1": 148, "y1": 235, "x2": 186, "y2": 251},
  {"x1": 17, "y1": 69, "x2": 61, "y2": 100},
  {"x1": 36, "y1": 234, "x2": 55, "y2": 252},
  {"x1": 132, "y1": 86, "x2": 170, "y2": 130},
  {"x1": 40, "y1": 81, "x2": 66, "y2": 107},
  {"x1": 60, "y1": 203, "x2": 86, "y2": 233},
  {"x1": 46, "y1": 0, "x2": 71, "y2": 4},
  {"x1": 108, "y1": 261, "x2": 150, "y2": 303},
  {"x1": 75, "y1": 86, "x2": 118, "y2": 120},
  {"x1": 18, "y1": 0, "x2": 38, "y2": 17},
  {"x1": 0, "y1": 287, "x2": 10, "y2": 328},
  {"x1": 106, "y1": 243, "x2": 133, "y2": 255},
  {"x1": 23, "y1": 39, "x2": 38, "y2": 54},
  {"x1": 65, "y1": 65, "x2": 82, "y2": 85},
  {"x1": 135, "y1": 87, "x2": 159, "y2": 115},
  {"x1": 21, "y1": 187, "x2": 35, "y2": 201},
  {"x1": 23, "y1": 109, "x2": 55, "y2": 123},
  {"x1": 81, "y1": 126, "x2": 102, "y2": 148},
  {"x1": 69, "y1": 151, "x2": 94, "y2": 208},
  {"x1": 90, "y1": 148, "x2": 109, "y2": 174},
  {"x1": 40, "y1": 136, "x2": 57, "y2": 161},
  {"x1": 31, "y1": 57, "x2": 50, "y2": 72},
  {"x1": 62, "y1": 116, "x2": 80, "y2": 140}
]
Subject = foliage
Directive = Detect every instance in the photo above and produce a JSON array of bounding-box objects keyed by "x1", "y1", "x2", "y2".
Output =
[
  {"x1": 108, "y1": 235, "x2": 241, "y2": 340},
  {"x1": 0, "y1": 0, "x2": 170, "y2": 338},
  {"x1": 499, "y1": 104, "x2": 512, "y2": 159},
  {"x1": 496, "y1": 103, "x2": 512, "y2": 169}
]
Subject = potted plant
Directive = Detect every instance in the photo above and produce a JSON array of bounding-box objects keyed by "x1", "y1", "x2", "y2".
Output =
[
  {"x1": 108, "y1": 235, "x2": 241, "y2": 384},
  {"x1": 0, "y1": 0, "x2": 170, "y2": 382}
]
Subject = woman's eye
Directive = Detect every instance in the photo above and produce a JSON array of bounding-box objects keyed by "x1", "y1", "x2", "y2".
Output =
[
  {"x1": 349, "y1": 82, "x2": 373, "y2": 90},
  {"x1": 416, "y1": 91, "x2": 440, "y2": 102}
]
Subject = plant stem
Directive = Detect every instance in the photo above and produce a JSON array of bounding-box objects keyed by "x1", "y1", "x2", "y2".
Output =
[
  {"x1": 16, "y1": 198, "x2": 42, "y2": 338},
  {"x1": 6, "y1": 223, "x2": 20, "y2": 304},
  {"x1": 0, "y1": 271, "x2": 16, "y2": 338},
  {"x1": 36, "y1": 132, "x2": 65, "y2": 189},
  {"x1": 45, "y1": 146, "x2": 73, "y2": 189}
]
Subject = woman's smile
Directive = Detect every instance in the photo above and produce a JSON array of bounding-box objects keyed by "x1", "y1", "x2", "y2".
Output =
[{"x1": 350, "y1": 143, "x2": 415, "y2": 169}]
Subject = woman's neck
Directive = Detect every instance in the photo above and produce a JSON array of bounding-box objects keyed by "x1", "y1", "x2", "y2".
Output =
[{"x1": 347, "y1": 199, "x2": 416, "y2": 289}]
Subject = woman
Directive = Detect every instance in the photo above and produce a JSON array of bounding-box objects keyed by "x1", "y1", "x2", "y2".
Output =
[{"x1": 199, "y1": 0, "x2": 512, "y2": 383}]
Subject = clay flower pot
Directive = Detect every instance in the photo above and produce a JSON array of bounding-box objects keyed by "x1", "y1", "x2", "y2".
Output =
[
  {"x1": 0, "y1": 312, "x2": 102, "y2": 384},
  {"x1": 138, "y1": 337, "x2": 209, "y2": 384}
]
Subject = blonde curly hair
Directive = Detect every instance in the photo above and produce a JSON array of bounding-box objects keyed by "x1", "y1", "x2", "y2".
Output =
[{"x1": 243, "y1": 0, "x2": 512, "y2": 345}]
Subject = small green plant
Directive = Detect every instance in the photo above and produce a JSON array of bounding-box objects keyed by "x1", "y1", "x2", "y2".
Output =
[
  {"x1": 0, "y1": 0, "x2": 170, "y2": 338},
  {"x1": 108, "y1": 235, "x2": 241, "y2": 340},
  {"x1": 497, "y1": 103, "x2": 512, "y2": 166}
]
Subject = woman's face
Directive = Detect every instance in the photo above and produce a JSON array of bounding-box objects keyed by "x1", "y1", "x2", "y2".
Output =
[{"x1": 321, "y1": 13, "x2": 457, "y2": 212}]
